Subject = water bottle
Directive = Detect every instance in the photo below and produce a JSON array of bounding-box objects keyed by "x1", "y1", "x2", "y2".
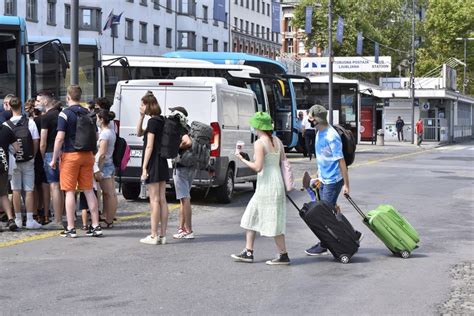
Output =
[{"x1": 139, "y1": 180, "x2": 147, "y2": 199}]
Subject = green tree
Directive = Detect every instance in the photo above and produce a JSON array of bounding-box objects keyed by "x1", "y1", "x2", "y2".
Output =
[{"x1": 418, "y1": 0, "x2": 474, "y2": 94}]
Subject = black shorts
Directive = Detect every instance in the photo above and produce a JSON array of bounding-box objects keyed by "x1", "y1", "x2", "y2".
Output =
[
  {"x1": 78, "y1": 190, "x2": 97, "y2": 210},
  {"x1": 0, "y1": 172, "x2": 8, "y2": 196}
]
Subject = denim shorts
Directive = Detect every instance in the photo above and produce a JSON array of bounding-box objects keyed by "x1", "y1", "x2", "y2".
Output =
[
  {"x1": 173, "y1": 167, "x2": 196, "y2": 200},
  {"x1": 43, "y1": 152, "x2": 60, "y2": 184},
  {"x1": 11, "y1": 159, "x2": 35, "y2": 191},
  {"x1": 100, "y1": 162, "x2": 115, "y2": 179},
  {"x1": 319, "y1": 179, "x2": 344, "y2": 206}
]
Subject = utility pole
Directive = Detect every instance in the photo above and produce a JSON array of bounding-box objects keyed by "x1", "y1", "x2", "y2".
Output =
[
  {"x1": 328, "y1": 0, "x2": 333, "y2": 125},
  {"x1": 410, "y1": 0, "x2": 416, "y2": 144},
  {"x1": 70, "y1": 0, "x2": 79, "y2": 85}
]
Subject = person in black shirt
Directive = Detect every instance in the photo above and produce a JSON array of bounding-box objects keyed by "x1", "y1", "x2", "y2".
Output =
[
  {"x1": 37, "y1": 91, "x2": 64, "y2": 230},
  {"x1": 137, "y1": 91, "x2": 170, "y2": 245},
  {"x1": 0, "y1": 111, "x2": 19, "y2": 231}
]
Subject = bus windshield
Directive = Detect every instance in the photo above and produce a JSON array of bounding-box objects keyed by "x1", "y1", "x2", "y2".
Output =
[{"x1": 0, "y1": 33, "x2": 18, "y2": 101}]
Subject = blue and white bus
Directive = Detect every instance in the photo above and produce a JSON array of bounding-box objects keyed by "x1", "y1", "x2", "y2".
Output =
[{"x1": 163, "y1": 52, "x2": 309, "y2": 149}]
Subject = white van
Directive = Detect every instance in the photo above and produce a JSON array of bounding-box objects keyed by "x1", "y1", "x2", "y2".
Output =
[{"x1": 111, "y1": 77, "x2": 259, "y2": 203}]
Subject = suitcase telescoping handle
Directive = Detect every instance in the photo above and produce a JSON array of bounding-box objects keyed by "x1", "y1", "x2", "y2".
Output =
[
  {"x1": 344, "y1": 193, "x2": 368, "y2": 220},
  {"x1": 286, "y1": 194, "x2": 301, "y2": 212}
]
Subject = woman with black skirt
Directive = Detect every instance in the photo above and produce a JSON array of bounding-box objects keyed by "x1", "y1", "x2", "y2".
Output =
[{"x1": 137, "y1": 91, "x2": 170, "y2": 245}]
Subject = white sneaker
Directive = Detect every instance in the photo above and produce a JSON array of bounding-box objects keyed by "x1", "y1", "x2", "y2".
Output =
[
  {"x1": 14, "y1": 218, "x2": 23, "y2": 229},
  {"x1": 183, "y1": 231, "x2": 195, "y2": 239},
  {"x1": 158, "y1": 236, "x2": 167, "y2": 245},
  {"x1": 140, "y1": 235, "x2": 159, "y2": 245},
  {"x1": 26, "y1": 219, "x2": 42, "y2": 230},
  {"x1": 173, "y1": 230, "x2": 194, "y2": 239},
  {"x1": 42, "y1": 221, "x2": 64, "y2": 230}
]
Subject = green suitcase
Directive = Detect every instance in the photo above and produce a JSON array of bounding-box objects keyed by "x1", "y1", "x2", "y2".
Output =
[{"x1": 345, "y1": 194, "x2": 420, "y2": 258}]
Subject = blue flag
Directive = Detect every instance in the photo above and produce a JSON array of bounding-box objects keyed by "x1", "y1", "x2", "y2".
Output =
[
  {"x1": 336, "y1": 16, "x2": 344, "y2": 44},
  {"x1": 305, "y1": 6, "x2": 313, "y2": 34},
  {"x1": 272, "y1": 2, "x2": 281, "y2": 33},
  {"x1": 356, "y1": 32, "x2": 363, "y2": 55},
  {"x1": 213, "y1": 0, "x2": 226, "y2": 23},
  {"x1": 374, "y1": 42, "x2": 379, "y2": 63}
]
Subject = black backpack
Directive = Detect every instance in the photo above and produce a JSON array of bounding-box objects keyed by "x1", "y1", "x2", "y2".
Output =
[
  {"x1": 6, "y1": 115, "x2": 34, "y2": 162},
  {"x1": 333, "y1": 125, "x2": 356, "y2": 167},
  {"x1": 159, "y1": 115, "x2": 184, "y2": 159},
  {"x1": 0, "y1": 126, "x2": 8, "y2": 174},
  {"x1": 71, "y1": 108, "x2": 97, "y2": 152},
  {"x1": 175, "y1": 121, "x2": 213, "y2": 169}
]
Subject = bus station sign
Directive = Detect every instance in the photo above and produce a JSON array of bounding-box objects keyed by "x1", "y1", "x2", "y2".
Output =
[{"x1": 301, "y1": 56, "x2": 392, "y2": 73}]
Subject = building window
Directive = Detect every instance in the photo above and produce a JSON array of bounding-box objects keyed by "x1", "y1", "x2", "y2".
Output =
[
  {"x1": 4, "y1": 0, "x2": 17, "y2": 16},
  {"x1": 267, "y1": 3, "x2": 270, "y2": 16},
  {"x1": 79, "y1": 8, "x2": 102, "y2": 31},
  {"x1": 223, "y1": 42, "x2": 228, "y2": 52},
  {"x1": 213, "y1": 39, "x2": 218, "y2": 52},
  {"x1": 266, "y1": 27, "x2": 270, "y2": 40},
  {"x1": 47, "y1": 0, "x2": 56, "y2": 25},
  {"x1": 126, "y1": 0, "x2": 133, "y2": 2},
  {"x1": 166, "y1": 28, "x2": 172, "y2": 47},
  {"x1": 256, "y1": 24, "x2": 259, "y2": 36},
  {"x1": 262, "y1": 1, "x2": 265, "y2": 15},
  {"x1": 125, "y1": 18, "x2": 134, "y2": 40},
  {"x1": 251, "y1": 0, "x2": 254, "y2": 10},
  {"x1": 140, "y1": 0, "x2": 147, "y2": 6},
  {"x1": 139, "y1": 22, "x2": 147, "y2": 43},
  {"x1": 256, "y1": 0, "x2": 259, "y2": 13},
  {"x1": 240, "y1": 19, "x2": 243, "y2": 31},
  {"x1": 111, "y1": 23, "x2": 118, "y2": 38},
  {"x1": 246, "y1": 0, "x2": 249, "y2": 8},
  {"x1": 245, "y1": 21, "x2": 249, "y2": 34},
  {"x1": 153, "y1": 25, "x2": 160, "y2": 45},
  {"x1": 240, "y1": 0, "x2": 243, "y2": 6},
  {"x1": 251, "y1": 23, "x2": 254, "y2": 36},
  {"x1": 64, "y1": 4, "x2": 70, "y2": 28},
  {"x1": 234, "y1": 0, "x2": 237, "y2": 4},
  {"x1": 166, "y1": 0, "x2": 172, "y2": 13},
  {"x1": 202, "y1": 37, "x2": 208, "y2": 51},
  {"x1": 202, "y1": 5, "x2": 208, "y2": 23},
  {"x1": 234, "y1": 17, "x2": 238, "y2": 31},
  {"x1": 224, "y1": 13, "x2": 228, "y2": 29},
  {"x1": 179, "y1": 0, "x2": 196, "y2": 16},
  {"x1": 178, "y1": 31, "x2": 196, "y2": 50},
  {"x1": 261, "y1": 26, "x2": 265, "y2": 39},
  {"x1": 153, "y1": 0, "x2": 160, "y2": 10},
  {"x1": 26, "y1": 0, "x2": 38, "y2": 22}
]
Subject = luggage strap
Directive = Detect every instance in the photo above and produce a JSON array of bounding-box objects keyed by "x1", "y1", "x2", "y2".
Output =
[{"x1": 344, "y1": 194, "x2": 368, "y2": 220}]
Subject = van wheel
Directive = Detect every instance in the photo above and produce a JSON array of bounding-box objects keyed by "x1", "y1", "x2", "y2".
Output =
[
  {"x1": 122, "y1": 183, "x2": 140, "y2": 200},
  {"x1": 216, "y1": 168, "x2": 234, "y2": 204}
]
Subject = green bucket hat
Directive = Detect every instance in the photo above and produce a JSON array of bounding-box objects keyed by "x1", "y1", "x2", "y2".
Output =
[{"x1": 249, "y1": 112, "x2": 273, "y2": 131}]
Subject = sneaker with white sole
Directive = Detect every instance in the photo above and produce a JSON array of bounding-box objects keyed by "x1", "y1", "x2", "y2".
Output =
[
  {"x1": 231, "y1": 248, "x2": 254, "y2": 263},
  {"x1": 173, "y1": 230, "x2": 195, "y2": 239},
  {"x1": 183, "y1": 231, "x2": 194, "y2": 239},
  {"x1": 25, "y1": 219, "x2": 42, "y2": 230},
  {"x1": 158, "y1": 236, "x2": 166, "y2": 245},
  {"x1": 42, "y1": 221, "x2": 64, "y2": 230},
  {"x1": 86, "y1": 225, "x2": 103, "y2": 237},
  {"x1": 60, "y1": 228, "x2": 77, "y2": 238},
  {"x1": 266, "y1": 253, "x2": 291, "y2": 265},
  {"x1": 140, "y1": 235, "x2": 159, "y2": 245},
  {"x1": 14, "y1": 218, "x2": 23, "y2": 229}
]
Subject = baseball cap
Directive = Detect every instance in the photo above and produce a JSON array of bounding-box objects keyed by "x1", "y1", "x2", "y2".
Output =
[{"x1": 308, "y1": 104, "x2": 328, "y2": 124}]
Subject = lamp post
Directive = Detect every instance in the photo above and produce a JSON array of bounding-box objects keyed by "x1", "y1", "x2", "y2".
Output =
[
  {"x1": 410, "y1": 0, "x2": 416, "y2": 144},
  {"x1": 70, "y1": 0, "x2": 79, "y2": 85},
  {"x1": 328, "y1": 0, "x2": 333, "y2": 125},
  {"x1": 455, "y1": 37, "x2": 474, "y2": 94}
]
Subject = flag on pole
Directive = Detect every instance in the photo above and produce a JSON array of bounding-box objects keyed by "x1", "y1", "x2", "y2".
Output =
[
  {"x1": 103, "y1": 11, "x2": 123, "y2": 31},
  {"x1": 336, "y1": 16, "x2": 344, "y2": 44},
  {"x1": 374, "y1": 42, "x2": 380, "y2": 63},
  {"x1": 213, "y1": 0, "x2": 226, "y2": 22},
  {"x1": 305, "y1": 6, "x2": 313, "y2": 34},
  {"x1": 356, "y1": 32, "x2": 363, "y2": 55},
  {"x1": 271, "y1": 2, "x2": 281, "y2": 33}
]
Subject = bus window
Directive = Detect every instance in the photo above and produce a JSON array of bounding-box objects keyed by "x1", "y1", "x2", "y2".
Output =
[
  {"x1": 0, "y1": 34, "x2": 17, "y2": 99},
  {"x1": 245, "y1": 81, "x2": 265, "y2": 112}
]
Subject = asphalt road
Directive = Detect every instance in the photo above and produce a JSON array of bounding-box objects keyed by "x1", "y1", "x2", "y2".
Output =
[{"x1": 0, "y1": 142, "x2": 473, "y2": 315}]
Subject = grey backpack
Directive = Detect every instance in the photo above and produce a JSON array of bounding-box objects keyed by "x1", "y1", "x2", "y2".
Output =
[{"x1": 176, "y1": 121, "x2": 213, "y2": 170}]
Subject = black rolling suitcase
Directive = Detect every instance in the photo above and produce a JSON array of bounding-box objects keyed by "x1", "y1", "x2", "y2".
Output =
[{"x1": 287, "y1": 195, "x2": 360, "y2": 264}]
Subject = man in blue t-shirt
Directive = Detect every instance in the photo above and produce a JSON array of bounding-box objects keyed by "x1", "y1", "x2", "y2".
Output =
[{"x1": 304, "y1": 104, "x2": 361, "y2": 256}]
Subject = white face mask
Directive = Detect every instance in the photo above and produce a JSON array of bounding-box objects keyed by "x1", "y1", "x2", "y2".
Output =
[{"x1": 35, "y1": 105, "x2": 45, "y2": 113}]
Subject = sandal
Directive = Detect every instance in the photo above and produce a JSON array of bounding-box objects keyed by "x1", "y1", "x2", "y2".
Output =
[
  {"x1": 103, "y1": 220, "x2": 114, "y2": 229},
  {"x1": 81, "y1": 225, "x2": 88, "y2": 231}
]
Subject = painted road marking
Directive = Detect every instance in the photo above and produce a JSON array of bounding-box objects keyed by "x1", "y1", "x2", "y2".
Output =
[{"x1": 0, "y1": 204, "x2": 180, "y2": 249}]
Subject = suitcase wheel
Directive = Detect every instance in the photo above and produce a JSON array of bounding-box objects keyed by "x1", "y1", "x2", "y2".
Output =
[
  {"x1": 399, "y1": 250, "x2": 410, "y2": 259},
  {"x1": 339, "y1": 254, "x2": 350, "y2": 264}
]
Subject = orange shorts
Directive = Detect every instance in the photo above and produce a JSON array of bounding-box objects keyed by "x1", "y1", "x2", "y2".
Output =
[{"x1": 60, "y1": 152, "x2": 94, "y2": 191}]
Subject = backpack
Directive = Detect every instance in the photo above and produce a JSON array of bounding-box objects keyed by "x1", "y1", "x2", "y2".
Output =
[
  {"x1": 175, "y1": 121, "x2": 213, "y2": 170},
  {"x1": 0, "y1": 146, "x2": 7, "y2": 174},
  {"x1": 6, "y1": 115, "x2": 34, "y2": 162},
  {"x1": 71, "y1": 107, "x2": 97, "y2": 152},
  {"x1": 159, "y1": 115, "x2": 184, "y2": 159},
  {"x1": 113, "y1": 135, "x2": 130, "y2": 171},
  {"x1": 333, "y1": 125, "x2": 356, "y2": 167}
]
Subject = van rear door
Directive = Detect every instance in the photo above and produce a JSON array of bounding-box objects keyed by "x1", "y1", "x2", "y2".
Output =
[{"x1": 163, "y1": 85, "x2": 213, "y2": 124}]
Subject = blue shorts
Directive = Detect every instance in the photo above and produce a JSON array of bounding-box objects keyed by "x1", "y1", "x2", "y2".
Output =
[
  {"x1": 173, "y1": 167, "x2": 195, "y2": 200},
  {"x1": 100, "y1": 162, "x2": 115, "y2": 179},
  {"x1": 43, "y1": 152, "x2": 60, "y2": 184},
  {"x1": 319, "y1": 179, "x2": 344, "y2": 206}
]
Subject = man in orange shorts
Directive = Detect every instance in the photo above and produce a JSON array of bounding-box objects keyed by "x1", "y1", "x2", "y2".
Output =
[{"x1": 50, "y1": 85, "x2": 103, "y2": 238}]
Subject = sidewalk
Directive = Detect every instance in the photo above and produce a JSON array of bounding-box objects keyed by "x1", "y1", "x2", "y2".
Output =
[{"x1": 357, "y1": 140, "x2": 441, "y2": 152}]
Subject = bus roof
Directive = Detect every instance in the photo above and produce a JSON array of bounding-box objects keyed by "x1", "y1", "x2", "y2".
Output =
[
  {"x1": 0, "y1": 16, "x2": 26, "y2": 30},
  {"x1": 163, "y1": 51, "x2": 287, "y2": 74},
  {"x1": 102, "y1": 54, "x2": 262, "y2": 73}
]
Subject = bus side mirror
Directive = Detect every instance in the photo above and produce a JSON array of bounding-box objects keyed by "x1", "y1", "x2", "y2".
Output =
[{"x1": 51, "y1": 42, "x2": 70, "y2": 79}]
